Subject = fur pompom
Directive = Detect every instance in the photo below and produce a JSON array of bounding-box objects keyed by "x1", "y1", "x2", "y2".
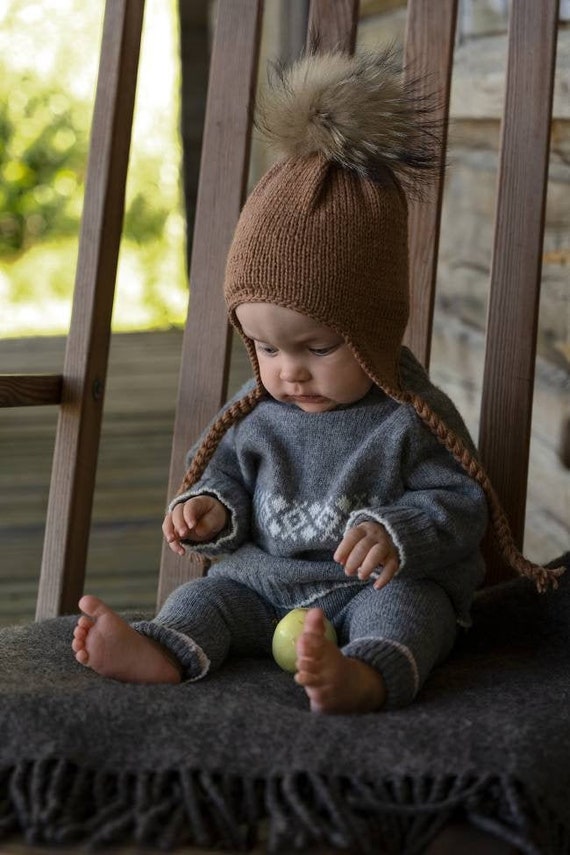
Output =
[{"x1": 256, "y1": 47, "x2": 441, "y2": 190}]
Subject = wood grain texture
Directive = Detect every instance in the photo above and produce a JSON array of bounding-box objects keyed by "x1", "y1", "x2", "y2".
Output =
[
  {"x1": 307, "y1": 0, "x2": 359, "y2": 53},
  {"x1": 402, "y1": 0, "x2": 458, "y2": 368},
  {"x1": 157, "y1": 0, "x2": 263, "y2": 605},
  {"x1": 478, "y1": 0, "x2": 559, "y2": 582},
  {"x1": 35, "y1": 0, "x2": 145, "y2": 619},
  {"x1": 0, "y1": 375, "x2": 62, "y2": 407}
]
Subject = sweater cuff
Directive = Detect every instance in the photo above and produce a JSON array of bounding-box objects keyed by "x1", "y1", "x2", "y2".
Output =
[
  {"x1": 168, "y1": 487, "x2": 243, "y2": 555},
  {"x1": 346, "y1": 506, "x2": 439, "y2": 573}
]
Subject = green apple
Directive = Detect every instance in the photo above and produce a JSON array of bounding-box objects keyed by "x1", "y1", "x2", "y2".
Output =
[{"x1": 272, "y1": 608, "x2": 337, "y2": 673}]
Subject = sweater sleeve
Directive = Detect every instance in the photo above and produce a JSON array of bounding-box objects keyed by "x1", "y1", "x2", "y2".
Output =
[
  {"x1": 345, "y1": 409, "x2": 488, "y2": 575},
  {"x1": 168, "y1": 380, "x2": 256, "y2": 556}
]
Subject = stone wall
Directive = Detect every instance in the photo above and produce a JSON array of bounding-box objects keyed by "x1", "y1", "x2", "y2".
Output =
[{"x1": 359, "y1": 0, "x2": 569, "y2": 370}]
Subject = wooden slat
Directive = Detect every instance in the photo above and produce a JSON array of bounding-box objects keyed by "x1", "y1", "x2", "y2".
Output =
[
  {"x1": 478, "y1": 0, "x2": 559, "y2": 583},
  {"x1": 280, "y1": 0, "x2": 309, "y2": 63},
  {"x1": 0, "y1": 375, "x2": 62, "y2": 407},
  {"x1": 307, "y1": 0, "x2": 359, "y2": 52},
  {"x1": 157, "y1": 0, "x2": 264, "y2": 606},
  {"x1": 402, "y1": 0, "x2": 458, "y2": 368},
  {"x1": 35, "y1": 0, "x2": 145, "y2": 620}
]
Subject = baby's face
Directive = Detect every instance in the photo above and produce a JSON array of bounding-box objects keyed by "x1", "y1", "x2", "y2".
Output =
[{"x1": 235, "y1": 303, "x2": 372, "y2": 413}]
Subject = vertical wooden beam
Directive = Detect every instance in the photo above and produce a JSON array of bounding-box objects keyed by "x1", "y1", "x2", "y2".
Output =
[
  {"x1": 36, "y1": 0, "x2": 144, "y2": 620},
  {"x1": 280, "y1": 0, "x2": 309, "y2": 63},
  {"x1": 157, "y1": 0, "x2": 264, "y2": 606},
  {"x1": 178, "y1": 0, "x2": 209, "y2": 269},
  {"x1": 403, "y1": 0, "x2": 458, "y2": 368},
  {"x1": 479, "y1": 0, "x2": 559, "y2": 582},
  {"x1": 307, "y1": 0, "x2": 359, "y2": 53}
]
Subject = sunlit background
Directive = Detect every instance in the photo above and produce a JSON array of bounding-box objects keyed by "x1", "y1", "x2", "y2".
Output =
[{"x1": 0, "y1": 0, "x2": 187, "y2": 337}]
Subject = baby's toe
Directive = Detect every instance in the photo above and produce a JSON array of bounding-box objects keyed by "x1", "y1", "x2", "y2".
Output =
[
  {"x1": 303, "y1": 608, "x2": 326, "y2": 635},
  {"x1": 296, "y1": 651, "x2": 319, "y2": 676},
  {"x1": 296, "y1": 633, "x2": 321, "y2": 664},
  {"x1": 71, "y1": 635, "x2": 84, "y2": 653},
  {"x1": 74, "y1": 648, "x2": 89, "y2": 665},
  {"x1": 73, "y1": 625, "x2": 88, "y2": 643}
]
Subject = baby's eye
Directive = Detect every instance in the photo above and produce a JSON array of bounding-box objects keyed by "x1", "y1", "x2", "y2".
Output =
[
  {"x1": 255, "y1": 342, "x2": 277, "y2": 356},
  {"x1": 309, "y1": 345, "x2": 338, "y2": 356}
]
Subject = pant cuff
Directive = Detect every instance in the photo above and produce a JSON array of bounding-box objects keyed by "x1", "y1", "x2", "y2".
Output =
[
  {"x1": 342, "y1": 636, "x2": 419, "y2": 708},
  {"x1": 132, "y1": 620, "x2": 210, "y2": 682}
]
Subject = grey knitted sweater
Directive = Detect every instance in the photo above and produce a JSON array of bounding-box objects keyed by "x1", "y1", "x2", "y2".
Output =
[{"x1": 172, "y1": 348, "x2": 488, "y2": 624}]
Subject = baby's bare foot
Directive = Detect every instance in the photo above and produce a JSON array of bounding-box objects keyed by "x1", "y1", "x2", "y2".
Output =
[
  {"x1": 295, "y1": 608, "x2": 386, "y2": 713},
  {"x1": 72, "y1": 595, "x2": 181, "y2": 684}
]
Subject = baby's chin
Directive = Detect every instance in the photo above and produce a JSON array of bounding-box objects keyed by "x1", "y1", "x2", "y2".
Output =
[{"x1": 283, "y1": 394, "x2": 338, "y2": 413}]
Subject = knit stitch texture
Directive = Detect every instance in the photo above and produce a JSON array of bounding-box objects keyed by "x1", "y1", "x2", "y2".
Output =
[{"x1": 0, "y1": 557, "x2": 568, "y2": 852}]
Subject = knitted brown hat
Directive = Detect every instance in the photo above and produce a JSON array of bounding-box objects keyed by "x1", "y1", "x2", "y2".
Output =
[
  {"x1": 225, "y1": 152, "x2": 409, "y2": 396},
  {"x1": 181, "y1": 49, "x2": 563, "y2": 592}
]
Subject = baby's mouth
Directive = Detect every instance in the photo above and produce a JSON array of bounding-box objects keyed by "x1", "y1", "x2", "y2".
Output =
[{"x1": 290, "y1": 394, "x2": 327, "y2": 402}]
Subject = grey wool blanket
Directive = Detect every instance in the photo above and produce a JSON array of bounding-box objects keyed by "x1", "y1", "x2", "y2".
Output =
[{"x1": 0, "y1": 556, "x2": 569, "y2": 854}]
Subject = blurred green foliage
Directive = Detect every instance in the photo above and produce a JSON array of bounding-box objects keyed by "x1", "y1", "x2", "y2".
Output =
[
  {"x1": 0, "y1": 68, "x2": 88, "y2": 254},
  {"x1": 0, "y1": 65, "x2": 173, "y2": 257},
  {"x1": 0, "y1": 0, "x2": 187, "y2": 336}
]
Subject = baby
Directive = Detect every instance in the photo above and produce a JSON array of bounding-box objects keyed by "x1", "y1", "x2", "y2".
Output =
[
  {"x1": 72, "y1": 50, "x2": 560, "y2": 712},
  {"x1": 74, "y1": 299, "x2": 476, "y2": 713}
]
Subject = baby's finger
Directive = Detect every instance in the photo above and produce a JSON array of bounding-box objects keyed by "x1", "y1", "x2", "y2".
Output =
[
  {"x1": 170, "y1": 503, "x2": 190, "y2": 539},
  {"x1": 162, "y1": 515, "x2": 186, "y2": 555},
  {"x1": 162, "y1": 513, "x2": 180, "y2": 543},
  {"x1": 343, "y1": 538, "x2": 376, "y2": 575},
  {"x1": 182, "y1": 496, "x2": 214, "y2": 530},
  {"x1": 356, "y1": 544, "x2": 389, "y2": 579},
  {"x1": 168, "y1": 538, "x2": 186, "y2": 556},
  {"x1": 190, "y1": 505, "x2": 220, "y2": 541},
  {"x1": 333, "y1": 527, "x2": 366, "y2": 566},
  {"x1": 181, "y1": 498, "x2": 200, "y2": 529},
  {"x1": 372, "y1": 557, "x2": 399, "y2": 590},
  {"x1": 162, "y1": 514, "x2": 175, "y2": 540}
]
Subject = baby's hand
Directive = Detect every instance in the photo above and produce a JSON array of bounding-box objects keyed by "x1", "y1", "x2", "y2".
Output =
[
  {"x1": 334, "y1": 521, "x2": 399, "y2": 590},
  {"x1": 162, "y1": 495, "x2": 229, "y2": 555}
]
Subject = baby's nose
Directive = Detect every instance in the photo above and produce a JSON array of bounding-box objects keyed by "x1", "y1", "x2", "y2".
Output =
[{"x1": 280, "y1": 358, "x2": 310, "y2": 382}]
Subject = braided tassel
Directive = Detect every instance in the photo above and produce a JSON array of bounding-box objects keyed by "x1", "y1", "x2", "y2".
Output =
[
  {"x1": 401, "y1": 390, "x2": 565, "y2": 593},
  {"x1": 177, "y1": 386, "x2": 265, "y2": 495}
]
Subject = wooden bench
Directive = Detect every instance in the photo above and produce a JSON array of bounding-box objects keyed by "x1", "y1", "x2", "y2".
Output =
[{"x1": 0, "y1": 1, "x2": 561, "y2": 852}]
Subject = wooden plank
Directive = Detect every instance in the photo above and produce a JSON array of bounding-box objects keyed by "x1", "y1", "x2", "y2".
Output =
[
  {"x1": 0, "y1": 375, "x2": 62, "y2": 407},
  {"x1": 35, "y1": 0, "x2": 145, "y2": 620},
  {"x1": 307, "y1": 0, "x2": 359, "y2": 52},
  {"x1": 0, "y1": 332, "x2": 255, "y2": 629},
  {"x1": 402, "y1": 0, "x2": 458, "y2": 368},
  {"x1": 280, "y1": 0, "x2": 309, "y2": 63},
  {"x1": 478, "y1": 0, "x2": 559, "y2": 583},
  {"x1": 157, "y1": 0, "x2": 264, "y2": 606}
]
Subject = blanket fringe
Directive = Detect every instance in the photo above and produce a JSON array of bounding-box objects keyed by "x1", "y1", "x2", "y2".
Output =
[{"x1": 0, "y1": 759, "x2": 567, "y2": 854}]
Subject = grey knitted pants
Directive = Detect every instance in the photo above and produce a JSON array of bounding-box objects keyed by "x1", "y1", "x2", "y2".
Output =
[{"x1": 134, "y1": 574, "x2": 457, "y2": 708}]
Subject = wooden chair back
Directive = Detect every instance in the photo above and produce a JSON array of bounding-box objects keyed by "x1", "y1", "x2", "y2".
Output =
[{"x1": 0, "y1": 0, "x2": 560, "y2": 619}]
